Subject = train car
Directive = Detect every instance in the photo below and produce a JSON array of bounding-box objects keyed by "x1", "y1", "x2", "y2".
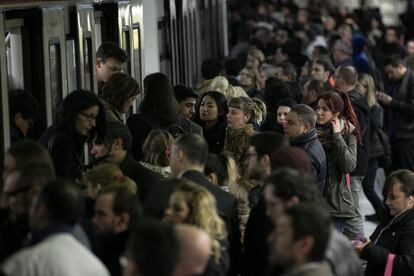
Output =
[{"x1": 0, "y1": 0, "x2": 229, "y2": 161}]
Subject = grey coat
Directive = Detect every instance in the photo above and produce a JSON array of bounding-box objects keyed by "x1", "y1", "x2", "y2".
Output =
[{"x1": 323, "y1": 132, "x2": 358, "y2": 218}]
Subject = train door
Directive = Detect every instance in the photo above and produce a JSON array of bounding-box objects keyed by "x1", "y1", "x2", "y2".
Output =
[
  {"x1": 130, "y1": 0, "x2": 144, "y2": 107},
  {"x1": 198, "y1": 0, "x2": 212, "y2": 63},
  {"x1": 158, "y1": 0, "x2": 171, "y2": 80},
  {"x1": 165, "y1": 0, "x2": 180, "y2": 85},
  {"x1": 42, "y1": 6, "x2": 68, "y2": 126},
  {"x1": 188, "y1": 0, "x2": 200, "y2": 86},
  {"x1": 76, "y1": 3, "x2": 97, "y2": 94},
  {"x1": 94, "y1": 1, "x2": 119, "y2": 46},
  {"x1": 217, "y1": 0, "x2": 228, "y2": 58},
  {"x1": 0, "y1": 10, "x2": 9, "y2": 154}
]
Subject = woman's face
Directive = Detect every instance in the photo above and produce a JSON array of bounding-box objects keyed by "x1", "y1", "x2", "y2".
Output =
[
  {"x1": 122, "y1": 96, "x2": 137, "y2": 113},
  {"x1": 277, "y1": 105, "x2": 290, "y2": 126},
  {"x1": 75, "y1": 105, "x2": 99, "y2": 136},
  {"x1": 246, "y1": 54, "x2": 260, "y2": 70},
  {"x1": 239, "y1": 68, "x2": 254, "y2": 88},
  {"x1": 385, "y1": 182, "x2": 414, "y2": 216},
  {"x1": 316, "y1": 99, "x2": 336, "y2": 125},
  {"x1": 85, "y1": 180, "x2": 100, "y2": 200},
  {"x1": 199, "y1": 95, "x2": 219, "y2": 123},
  {"x1": 164, "y1": 191, "x2": 190, "y2": 223},
  {"x1": 227, "y1": 107, "x2": 247, "y2": 129}
]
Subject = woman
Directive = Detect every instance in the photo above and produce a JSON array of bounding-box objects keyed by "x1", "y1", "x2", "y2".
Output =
[
  {"x1": 224, "y1": 97, "x2": 256, "y2": 176},
  {"x1": 139, "y1": 129, "x2": 173, "y2": 178},
  {"x1": 358, "y1": 73, "x2": 386, "y2": 222},
  {"x1": 100, "y1": 72, "x2": 140, "y2": 122},
  {"x1": 127, "y1": 72, "x2": 202, "y2": 160},
  {"x1": 194, "y1": 91, "x2": 228, "y2": 154},
  {"x1": 164, "y1": 180, "x2": 229, "y2": 276},
  {"x1": 245, "y1": 48, "x2": 265, "y2": 71},
  {"x1": 355, "y1": 170, "x2": 414, "y2": 276},
  {"x1": 39, "y1": 90, "x2": 107, "y2": 183},
  {"x1": 315, "y1": 91, "x2": 360, "y2": 235},
  {"x1": 238, "y1": 67, "x2": 263, "y2": 99},
  {"x1": 204, "y1": 152, "x2": 250, "y2": 238},
  {"x1": 276, "y1": 99, "x2": 296, "y2": 134}
]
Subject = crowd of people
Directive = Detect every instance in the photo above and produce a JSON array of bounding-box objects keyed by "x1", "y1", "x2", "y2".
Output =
[{"x1": 2, "y1": 0, "x2": 414, "y2": 275}]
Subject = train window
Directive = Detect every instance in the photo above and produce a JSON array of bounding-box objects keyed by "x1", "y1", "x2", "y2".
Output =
[
  {"x1": 158, "y1": 19, "x2": 167, "y2": 61},
  {"x1": 5, "y1": 19, "x2": 25, "y2": 90},
  {"x1": 49, "y1": 42, "x2": 62, "y2": 121},
  {"x1": 66, "y1": 39, "x2": 77, "y2": 93},
  {"x1": 132, "y1": 23, "x2": 142, "y2": 86},
  {"x1": 122, "y1": 27, "x2": 131, "y2": 75},
  {"x1": 83, "y1": 35, "x2": 93, "y2": 91}
]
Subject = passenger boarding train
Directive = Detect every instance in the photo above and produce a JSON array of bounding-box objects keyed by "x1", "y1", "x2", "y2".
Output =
[{"x1": 0, "y1": 0, "x2": 229, "y2": 160}]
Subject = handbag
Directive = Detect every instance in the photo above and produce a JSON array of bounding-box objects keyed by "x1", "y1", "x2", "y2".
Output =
[{"x1": 384, "y1": 253, "x2": 395, "y2": 276}]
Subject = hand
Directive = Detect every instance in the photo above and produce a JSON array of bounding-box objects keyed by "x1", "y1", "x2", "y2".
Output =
[
  {"x1": 331, "y1": 117, "x2": 341, "y2": 133},
  {"x1": 376, "y1": 91, "x2": 393, "y2": 105},
  {"x1": 352, "y1": 238, "x2": 370, "y2": 254}
]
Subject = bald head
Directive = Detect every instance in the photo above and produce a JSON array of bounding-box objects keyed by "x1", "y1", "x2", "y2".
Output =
[{"x1": 173, "y1": 224, "x2": 212, "y2": 276}]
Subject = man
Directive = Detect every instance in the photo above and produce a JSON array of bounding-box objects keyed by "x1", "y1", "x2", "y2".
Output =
[
  {"x1": 96, "y1": 42, "x2": 127, "y2": 83},
  {"x1": 90, "y1": 121, "x2": 161, "y2": 201},
  {"x1": 1, "y1": 180, "x2": 109, "y2": 276},
  {"x1": 173, "y1": 85, "x2": 199, "y2": 120},
  {"x1": 378, "y1": 55, "x2": 414, "y2": 171},
  {"x1": 302, "y1": 79, "x2": 325, "y2": 110},
  {"x1": 144, "y1": 133, "x2": 241, "y2": 276},
  {"x1": 284, "y1": 104, "x2": 326, "y2": 192},
  {"x1": 123, "y1": 219, "x2": 180, "y2": 276},
  {"x1": 263, "y1": 169, "x2": 361, "y2": 276},
  {"x1": 92, "y1": 186, "x2": 142, "y2": 276},
  {"x1": 334, "y1": 65, "x2": 370, "y2": 240},
  {"x1": 268, "y1": 204, "x2": 333, "y2": 276},
  {"x1": 331, "y1": 39, "x2": 353, "y2": 68},
  {"x1": 173, "y1": 224, "x2": 212, "y2": 276},
  {"x1": 310, "y1": 59, "x2": 335, "y2": 90},
  {"x1": 242, "y1": 132, "x2": 287, "y2": 276},
  {"x1": 274, "y1": 61, "x2": 297, "y2": 82}
]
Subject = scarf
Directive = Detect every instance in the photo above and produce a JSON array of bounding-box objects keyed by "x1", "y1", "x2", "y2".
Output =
[{"x1": 316, "y1": 118, "x2": 354, "y2": 146}]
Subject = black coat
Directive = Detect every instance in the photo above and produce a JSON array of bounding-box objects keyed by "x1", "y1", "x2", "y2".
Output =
[
  {"x1": 143, "y1": 170, "x2": 242, "y2": 276},
  {"x1": 203, "y1": 120, "x2": 227, "y2": 155},
  {"x1": 39, "y1": 125, "x2": 86, "y2": 182},
  {"x1": 348, "y1": 89, "x2": 371, "y2": 176},
  {"x1": 119, "y1": 153, "x2": 161, "y2": 202},
  {"x1": 368, "y1": 105, "x2": 384, "y2": 159},
  {"x1": 290, "y1": 128, "x2": 327, "y2": 192},
  {"x1": 361, "y1": 208, "x2": 414, "y2": 276},
  {"x1": 127, "y1": 113, "x2": 203, "y2": 160}
]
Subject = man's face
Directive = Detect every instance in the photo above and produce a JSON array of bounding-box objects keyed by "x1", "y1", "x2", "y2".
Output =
[
  {"x1": 302, "y1": 82, "x2": 316, "y2": 105},
  {"x1": 91, "y1": 141, "x2": 110, "y2": 159},
  {"x1": 311, "y1": 63, "x2": 328, "y2": 82},
  {"x1": 385, "y1": 29, "x2": 397, "y2": 44},
  {"x1": 179, "y1": 97, "x2": 197, "y2": 120},
  {"x1": 3, "y1": 171, "x2": 32, "y2": 217},
  {"x1": 268, "y1": 214, "x2": 296, "y2": 266},
  {"x1": 274, "y1": 67, "x2": 290, "y2": 81},
  {"x1": 92, "y1": 193, "x2": 118, "y2": 235},
  {"x1": 384, "y1": 64, "x2": 403, "y2": 81},
  {"x1": 96, "y1": 57, "x2": 124, "y2": 83},
  {"x1": 407, "y1": 41, "x2": 414, "y2": 56},
  {"x1": 245, "y1": 146, "x2": 266, "y2": 180},
  {"x1": 284, "y1": 112, "x2": 307, "y2": 139}
]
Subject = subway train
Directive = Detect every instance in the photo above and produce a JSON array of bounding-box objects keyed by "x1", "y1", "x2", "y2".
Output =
[{"x1": 0, "y1": 0, "x2": 229, "y2": 160}]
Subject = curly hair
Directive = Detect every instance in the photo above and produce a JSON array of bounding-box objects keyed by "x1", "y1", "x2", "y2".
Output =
[{"x1": 174, "y1": 180, "x2": 227, "y2": 261}]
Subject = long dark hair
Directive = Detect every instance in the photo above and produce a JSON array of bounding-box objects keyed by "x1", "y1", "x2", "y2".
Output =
[
  {"x1": 139, "y1": 72, "x2": 180, "y2": 123},
  {"x1": 317, "y1": 91, "x2": 361, "y2": 143},
  {"x1": 101, "y1": 72, "x2": 140, "y2": 112},
  {"x1": 56, "y1": 90, "x2": 107, "y2": 142},
  {"x1": 194, "y1": 91, "x2": 228, "y2": 127}
]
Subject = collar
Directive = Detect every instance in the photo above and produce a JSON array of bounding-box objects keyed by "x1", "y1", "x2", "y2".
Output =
[
  {"x1": 290, "y1": 128, "x2": 317, "y2": 146},
  {"x1": 30, "y1": 223, "x2": 74, "y2": 246}
]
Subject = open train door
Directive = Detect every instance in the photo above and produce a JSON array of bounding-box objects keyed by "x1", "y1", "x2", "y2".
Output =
[{"x1": 0, "y1": 9, "x2": 10, "y2": 155}]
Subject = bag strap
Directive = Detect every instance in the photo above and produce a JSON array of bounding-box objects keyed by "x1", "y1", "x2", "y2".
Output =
[{"x1": 384, "y1": 253, "x2": 396, "y2": 276}]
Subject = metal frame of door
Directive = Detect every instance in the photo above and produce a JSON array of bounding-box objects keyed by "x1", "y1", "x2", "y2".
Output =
[{"x1": 0, "y1": 9, "x2": 10, "y2": 154}]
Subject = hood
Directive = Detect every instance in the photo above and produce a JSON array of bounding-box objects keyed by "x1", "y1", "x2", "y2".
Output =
[{"x1": 352, "y1": 34, "x2": 367, "y2": 55}]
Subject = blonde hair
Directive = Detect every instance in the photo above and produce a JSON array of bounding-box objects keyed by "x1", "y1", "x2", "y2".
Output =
[
  {"x1": 358, "y1": 73, "x2": 378, "y2": 108},
  {"x1": 143, "y1": 129, "x2": 174, "y2": 166},
  {"x1": 228, "y1": 96, "x2": 256, "y2": 122},
  {"x1": 247, "y1": 48, "x2": 265, "y2": 63},
  {"x1": 84, "y1": 163, "x2": 137, "y2": 195},
  {"x1": 251, "y1": 98, "x2": 267, "y2": 125},
  {"x1": 175, "y1": 180, "x2": 227, "y2": 261},
  {"x1": 241, "y1": 67, "x2": 262, "y2": 91}
]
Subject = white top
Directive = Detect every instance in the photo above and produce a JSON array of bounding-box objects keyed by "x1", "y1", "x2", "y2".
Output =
[{"x1": 1, "y1": 233, "x2": 110, "y2": 276}]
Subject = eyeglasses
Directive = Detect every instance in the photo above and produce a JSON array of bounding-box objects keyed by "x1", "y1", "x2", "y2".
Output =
[{"x1": 79, "y1": 112, "x2": 97, "y2": 123}]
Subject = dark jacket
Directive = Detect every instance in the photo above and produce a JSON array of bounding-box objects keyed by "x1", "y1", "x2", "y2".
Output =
[
  {"x1": 39, "y1": 125, "x2": 86, "y2": 182},
  {"x1": 143, "y1": 170, "x2": 242, "y2": 276},
  {"x1": 242, "y1": 196, "x2": 273, "y2": 276},
  {"x1": 290, "y1": 128, "x2": 327, "y2": 192},
  {"x1": 94, "y1": 231, "x2": 129, "y2": 276},
  {"x1": 368, "y1": 105, "x2": 384, "y2": 159},
  {"x1": 119, "y1": 153, "x2": 161, "y2": 202},
  {"x1": 127, "y1": 113, "x2": 203, "y2": 160},
  {"x1": 320, "y1": 130, "x2": 357, "y2": 218},
  {"x1": 361, "y1": 208, "x2": 414, "y2": 276},
  {"x1": 203, "y1": 120, "x2": 227, "y2": 154},
  {"x1": 385, "y1": 70, "x2": 414, "y2": 139},
  {"x1": 348, "y1": 89, "x2": 370, "y2": 176}
]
